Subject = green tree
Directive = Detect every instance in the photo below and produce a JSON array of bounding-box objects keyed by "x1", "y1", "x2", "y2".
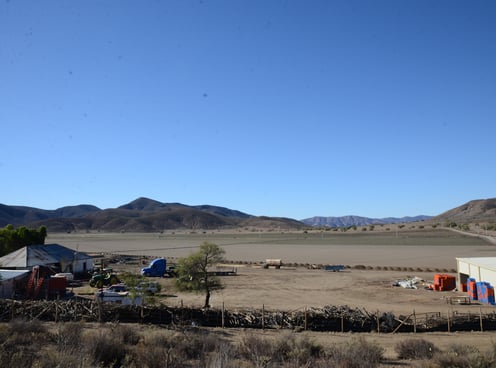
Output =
[
  {"x1": 175, "y1": 242, "x2": 225, "y2": 308},
  {"x1": 0, "y1": 225, "x2": 47, "y2": 257}
]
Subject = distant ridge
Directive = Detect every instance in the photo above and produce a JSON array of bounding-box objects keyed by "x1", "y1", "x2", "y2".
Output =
[
  {"x1": 301, "y1": 215, "x2": 432, "y2": 228},
  {"x1": 0, "y1": 197, "x2": 300, "y2": 232},
  {"x1": 1, "y1": 197, "x2": 494, "y2": 233}
]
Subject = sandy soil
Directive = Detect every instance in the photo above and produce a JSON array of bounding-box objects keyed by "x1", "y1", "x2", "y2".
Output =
[
  {"x1": 50, "y1": 230, "x2": 496, "y2": 363},
  {"x1": 50, "y1": 230, "x2": 496, "y2": 315}
]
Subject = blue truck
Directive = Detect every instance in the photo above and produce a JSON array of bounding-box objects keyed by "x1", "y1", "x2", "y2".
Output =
[
  {"x1": 323, "y1": 264, "x2": 345, "y2": 272},
  {"x1": 141, "y1": 258, "x2": 176, "y2": 277}
]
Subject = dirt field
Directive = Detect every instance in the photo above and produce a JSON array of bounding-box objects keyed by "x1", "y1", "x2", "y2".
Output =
[
  {"x1": 48, "y1": 228, "x2": 495, "y2": 269},
  {"x1": 48, "y1": 229, "x2": 496, "y2": 363},
  {"x1": 48, "y1": 228, "x2": 496, "y2": 314}
]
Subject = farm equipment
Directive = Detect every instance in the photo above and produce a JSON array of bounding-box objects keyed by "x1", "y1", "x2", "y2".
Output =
[
  {"x1": 89, "y1": 268, "x2": 120, "y2": 288},
  {"x1": 141, "y1": 258, "x2": 176, "y2": 277}
]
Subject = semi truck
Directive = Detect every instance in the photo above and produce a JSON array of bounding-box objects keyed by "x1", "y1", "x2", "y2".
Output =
[{"x1": 141, "y1": 258, "x2": 175, "y2": 277}]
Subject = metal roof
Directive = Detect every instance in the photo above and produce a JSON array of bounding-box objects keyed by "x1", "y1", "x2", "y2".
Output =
[
  {"x1": 0, "y1": 243, "x2": 92, "y2": 268},
  {"x1": 456, "y1": 257, "x2": 496, "y2": 273},
  {"x1": 0, "y1": 269, "x2": 30, "y2": 281}
]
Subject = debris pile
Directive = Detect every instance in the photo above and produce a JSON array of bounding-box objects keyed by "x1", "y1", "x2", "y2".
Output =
[{"x1": 392, "y1": 276, "x2": 425, "y2": 289}]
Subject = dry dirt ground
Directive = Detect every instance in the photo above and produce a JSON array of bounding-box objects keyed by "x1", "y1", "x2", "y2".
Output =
[{"x1": 49, "y1": 229, "x2": 496, "y2": 363}]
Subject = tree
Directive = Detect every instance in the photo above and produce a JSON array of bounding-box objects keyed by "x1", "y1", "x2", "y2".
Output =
[
  {"x1": 0, "y1": 225, "x2": 47, "y2": 257},
  {"x1": 175, "y1": 242, "x2": 225, "y2": 308}
]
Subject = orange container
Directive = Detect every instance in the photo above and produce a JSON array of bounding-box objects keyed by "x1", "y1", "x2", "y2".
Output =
[{"x1": 433, "y1": 274, "x2": 456, "y2": 291}]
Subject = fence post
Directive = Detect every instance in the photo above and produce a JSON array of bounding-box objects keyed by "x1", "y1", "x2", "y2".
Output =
[
  {"x1": 140, "y1": 298, "x2": 144, "y2": 323},
  {"x1": 447, "y1": 310, "x2": 451, "y2": 333},
  {"x1": 413, "y1": 310, "x2": 417, "y2": 334},
  {"x1": 55, "y1": 295, "x2": 59, "y2": 323},
  {"x1": 341, "y1": 315, "x2": 344, "y2": 333},
  {"x1": 304, "y1": 306, "x2": 307, "y2": 331},
  {"x1": 222, "y1": 302, "x2": 225, "y2": 329},
  {"x1": 480, "y1": 307, "x2": 484, "y2": 332},
  {"x1": 262, "y1": 304, "x2": 265, "y2": 330},
  {"x1": 377, "y1": 313, "x2": 380, "y2": 333}
]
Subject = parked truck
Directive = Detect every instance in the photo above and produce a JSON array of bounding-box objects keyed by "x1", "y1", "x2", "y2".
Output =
[{"x1": 141, "y1": 258, "x2": 176, "y2": 277}]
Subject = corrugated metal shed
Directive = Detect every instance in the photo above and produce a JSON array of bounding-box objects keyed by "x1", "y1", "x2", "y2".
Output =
[{"x1": 0, "y1": 244, "x2": 93, "y2": 274}]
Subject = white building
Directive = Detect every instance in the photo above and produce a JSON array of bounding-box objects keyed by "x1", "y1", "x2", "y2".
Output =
[{"x1": 456, "y1": 257, "x2": 496, "y2": 287}]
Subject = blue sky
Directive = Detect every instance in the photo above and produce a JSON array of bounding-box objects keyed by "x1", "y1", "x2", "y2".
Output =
[{"x1": 1, "y1": 1, "x2": 495, "y2": 219}]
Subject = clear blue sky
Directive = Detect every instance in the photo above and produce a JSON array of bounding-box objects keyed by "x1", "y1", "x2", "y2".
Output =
[{"x1": 1, "y1": 1, "x2": 495, "y2": 220}]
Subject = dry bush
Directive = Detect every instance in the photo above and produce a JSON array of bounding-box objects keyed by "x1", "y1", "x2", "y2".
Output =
[
  {"x1": 175, "y1": 330, "x2": 221, "y2": 360},
  {"x1": 0, "y1": 319, "x2": 48, "y2": 368},
  {"x1": 131, "y1": 333, "x2": 183, "y2": 368},
  {"x1": 206, "y1": 341, "x2": 240, "y2": 368},
  {"x1": 395, "y1": 338, "x2": 438, "y2": 360},
  {"x1": 239, "y1": 333, "x2": 274, "y2": 367},
  {"x1": 272, "y1": 332, "x2": 323, "y2": 366},
  {"x1": 8, "y1": 318, "x2": 47, "y2": 334},
  {"x1": 427, "y1": 343, "x2": 488, "y2": 368},
  {"x1": 326, "y1": 336, "x2": 384, "y2": 368},
  {"x1": 85, "y1": 329, "x2": 129, "y2": 368},
  {"x1": 51, "y1": 321, "x2": 84, "y2": 351},
  {"x1": 35, "y1": 349, "x2": 92, "y2": 368},
  {"x1": 112, "y1": 323, "x2": 141, "y2": 345}
]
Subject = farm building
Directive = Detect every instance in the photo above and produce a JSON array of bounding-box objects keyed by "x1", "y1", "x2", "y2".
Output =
[
  {"x1": 0, "y1": 269, "x2": 30, "y2": 298},
  {"x1": 456, "y1": 257, "x2": 496, "y2": 287},
  {"x1": 0, "y1": 243, "x2": 94, "y2": 277}
]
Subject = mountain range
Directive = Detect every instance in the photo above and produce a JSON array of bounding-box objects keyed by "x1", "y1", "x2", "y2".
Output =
[
  {"x1": 0, "y1": 197, "x2": 494, "y2": 233},
  {"x1": 301, "y1": 215, "x2": 432, "y2": 227}
]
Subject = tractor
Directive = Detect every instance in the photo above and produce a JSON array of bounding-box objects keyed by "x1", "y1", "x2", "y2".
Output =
[{"x1": 89, "y1": 268, "x2": 120, "y2": 288}]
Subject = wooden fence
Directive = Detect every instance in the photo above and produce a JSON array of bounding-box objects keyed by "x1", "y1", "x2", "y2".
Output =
[{"x1": 1, "y1": 299, "x2": 495, "y2": 333}]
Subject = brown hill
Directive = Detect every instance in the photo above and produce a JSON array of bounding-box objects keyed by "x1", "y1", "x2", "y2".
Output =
[
  {"x1": 433, "y1": 198, "x2": 496, "y2": 223},
  {"x1": 3, "y1": 197, "x2": 305, "y2": 233}
]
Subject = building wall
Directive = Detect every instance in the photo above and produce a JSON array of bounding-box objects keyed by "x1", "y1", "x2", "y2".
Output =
[
  {"x1": 0, "y1": 279, "x2": 15, "y2": 298},
  {"x1": 457, "y1": 259, "x2": 496, "y2": 288}
]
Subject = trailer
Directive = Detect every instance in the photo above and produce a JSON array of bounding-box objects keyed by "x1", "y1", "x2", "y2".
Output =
[
  {"x1": 263, "y1": 259, "x2": 282, "y2": 269},
  {"x1": 323, "y1": 264, "x2": 345, "y2": 272},
  {"x1": 207, "y1": 267, "x2": 237, "y2": 276}
]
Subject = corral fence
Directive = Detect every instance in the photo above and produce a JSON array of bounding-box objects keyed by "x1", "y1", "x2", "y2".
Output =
[{"x1": 1, "y1": 298, "x2": 496, "y2": 333}]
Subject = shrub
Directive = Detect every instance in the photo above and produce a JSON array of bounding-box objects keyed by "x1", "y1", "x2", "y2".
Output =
[
  {"x1": 52, "y1": 322, "x2": 84, "y2": 352},
  {"x1": 132, "y1": 334, "x2": 179, "y2": 368},
  {"x1": 35, "y1": 349, "x2": 92, "y2": 368},
  {"x1": 207, "y1": 341, "x2": 239, "y2": 368},
  {"x1": 113, "y1": 323, "x2": 141, "y2": 345},
  {"x1": 0, "y1": 319, "x2": 49, "y2": 368},
  {"x1": 86, "y1": 330, "x2": 129, "y2": 367},
  {"x1": 327, "y1": 336, "x2": 384, "y2": 368},
  {"x1": 430, "y1": 343, "x2": 487, "y2": 368},
  {"x1": 395, "y1": 338, "x2": 438, "y2": 360},
  {"x1": 273, "y1": 332, "x2": 323, "y2": 366},
  {"x1": 8, "y1": 318, "x2": 46, "y2": 335},
  {"x1": 239, "y1": 333, "x2": 274, "y2": 367}
]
